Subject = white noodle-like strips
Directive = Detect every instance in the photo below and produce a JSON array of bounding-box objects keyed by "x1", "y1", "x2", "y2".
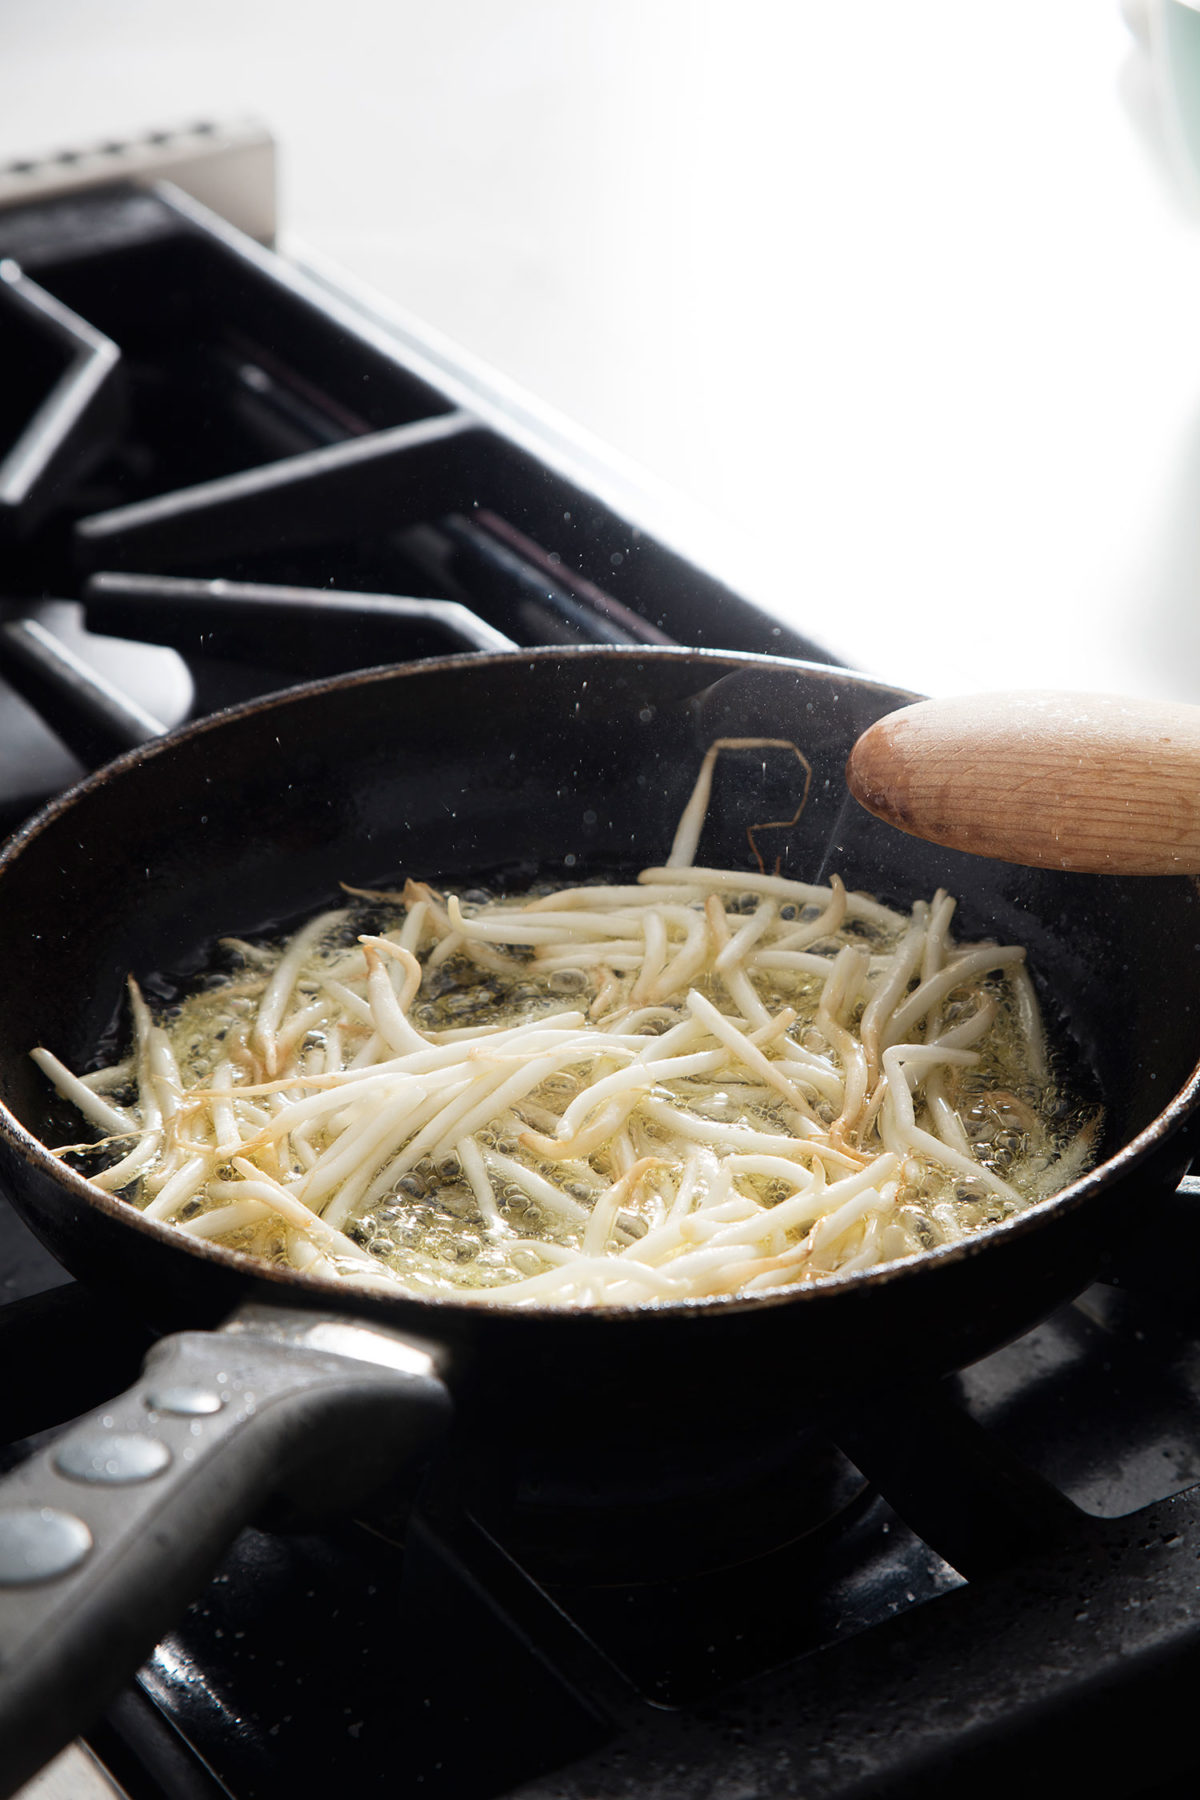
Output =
[
  {"x1": 35, "y1": 740, "x2": 1097, "y2": 1308},
  {"x1": 640, "y1": 866, "x2": 905, "y2": 930},
  {"x1": 85, "y1": 1130, "x2": 164, "y2": 1192},
  {"x1": 252, "y1": 909, "x2": 349, "y2": 1076},
  {"x1": 483, "y1": 1150, "x2": 591, "y2": 1228},
  {"x1": 859, "y1": 915, "x2": 927, "y2": 1077},
  {"x1": 360, "y1": 941, "x2": 427, "y2": 1054},
  {"x1": 457, "y1": 1134, "x2": 505, "y2": 1230},
  {"x1": 30, "y1": 1050, "x2": 135, "y2": 1138},
  {"x1": 885, "y1": 947, "x2": 1026, "y2": 1049},
  {"x1": 684, "y1": 990, "x2": 820, "y2": 1122},
  {"x1": 1006, "y1": 961, "x2": 1048, "y2": 1081},
  {"x1": 880, "y1": 1045, "x2": 1019, "y2": 1202},
  {"x1": 142, "y1": 1155, "x2": 211, "y2": 1221},
  {"x1": 218, "y1": 1161, "x2": 400, "y2": 1273},
  {"x1": 78, "y1": 1057, "x2": 135, "y2": 1093},
  {"x1": 715, "y1": 898, "x2": 777, "y2": 973},
  {"x1": 179, "y1": 1199, "x2": 269, "y2": 1239}
]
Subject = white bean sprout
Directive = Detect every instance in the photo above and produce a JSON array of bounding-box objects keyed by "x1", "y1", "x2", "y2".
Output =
[{"x1": 34, "y1": 744, "x2": 1100, "y2": 1307}]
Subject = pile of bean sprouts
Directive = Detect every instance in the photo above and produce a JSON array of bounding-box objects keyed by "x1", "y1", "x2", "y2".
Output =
[{"x1": 34, "y1": 743, "x2": 1099, "y2": 1308}]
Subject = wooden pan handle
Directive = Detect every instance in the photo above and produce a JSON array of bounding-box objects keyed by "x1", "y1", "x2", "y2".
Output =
[{"x1": 845, "y1": 690, "x2": 1200, "y2": 875}]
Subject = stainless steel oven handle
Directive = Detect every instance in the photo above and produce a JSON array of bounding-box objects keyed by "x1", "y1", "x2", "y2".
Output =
[{"x1": 0, "y1": 1303, "x2": 451, "y2": 1800}]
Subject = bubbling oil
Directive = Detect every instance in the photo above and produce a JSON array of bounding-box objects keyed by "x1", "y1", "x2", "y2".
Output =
[{"x1": 65, "y1": 872, "x2": 1103, "y2": 1306}]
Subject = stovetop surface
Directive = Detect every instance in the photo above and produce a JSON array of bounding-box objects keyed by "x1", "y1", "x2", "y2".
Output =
[
  {"x1": 8, "y1": 1174, "x2": 1200, "y2": 1800},
  {"x1": 1, "y1": 178, "x2": 1200, "y2": 1800}
]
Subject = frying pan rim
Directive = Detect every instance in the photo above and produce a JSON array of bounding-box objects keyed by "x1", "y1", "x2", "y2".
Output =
[{"x1": 0, "y1": 643, "x2": 1196, "y2": 1326}]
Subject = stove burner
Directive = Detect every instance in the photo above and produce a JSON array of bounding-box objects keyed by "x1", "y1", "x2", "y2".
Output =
[
  {"x1": 366, "y1": 1420, "x2": 870, "y2": 1586},
  {"x1": 0, "y1": 259, "x2": 122, "y2": 538}
]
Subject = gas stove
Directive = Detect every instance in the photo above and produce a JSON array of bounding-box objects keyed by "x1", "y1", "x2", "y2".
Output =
[{"x1": 1, "y1": 172, "x2": 1199, "y2": 1800}]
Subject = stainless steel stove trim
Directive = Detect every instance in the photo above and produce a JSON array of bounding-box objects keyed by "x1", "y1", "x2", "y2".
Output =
[{"x1": 0, "y1": 122, "x2": 277, "y2": 246}]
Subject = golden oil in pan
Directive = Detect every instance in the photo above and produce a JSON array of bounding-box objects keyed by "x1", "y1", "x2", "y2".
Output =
[{"x1": 102, "y1": 880, "x2": 1103, "y2": 1297}]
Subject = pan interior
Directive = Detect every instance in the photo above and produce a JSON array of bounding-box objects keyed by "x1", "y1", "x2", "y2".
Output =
[{"x1": 0, "y1": 650, "x2": 1195, "y2": 1280}]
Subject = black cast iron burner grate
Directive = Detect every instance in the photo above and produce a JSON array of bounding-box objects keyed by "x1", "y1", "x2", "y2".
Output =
[
  {"x1": 0, "y1": 176, "x2": 1199, "y2": 1800},
  {"x1": 6, "y1": 1198, "x2": 1200, "y2": 1800}
]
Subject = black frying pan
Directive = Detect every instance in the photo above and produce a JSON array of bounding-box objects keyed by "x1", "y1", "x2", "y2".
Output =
[{"x1": 0, "y1": 646, "x2": 1196, "y2": 1793}]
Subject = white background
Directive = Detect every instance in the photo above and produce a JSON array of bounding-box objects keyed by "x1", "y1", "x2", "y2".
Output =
[{"x1": 3, "y1": 1, "x2": 1200, "y2": 699}]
